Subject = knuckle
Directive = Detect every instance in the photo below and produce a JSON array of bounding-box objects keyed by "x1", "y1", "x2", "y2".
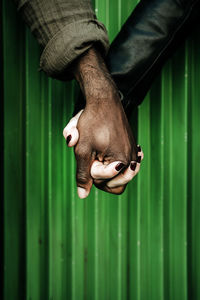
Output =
[
  {"x1": 76, "y1": 171, "x2": 89, "y2": 186},
  {"x1": 120, "y1": 151, "x2": 131, "y2": 165},
  {"x1": 91, "y1": 168, "x2": 99, "y2": 178},
  {"x1": 113, "y1": 155, "x2": 129, "y2": 167},
  {"x1": 112, "y1": 185, "x2": 126, "y2": 195},
  {"x1": 124, "y1": 144, "x2": 132, "y2": 160},
  {"x1": 94, "y1": 179, "x2": 105, "y2": 186},
  {"x1": 75, "y1": 144, "x2": 90, "y2": 159},
  {"x1": 74, "y1": 147, "x2": 82, "y2": 159},
  {"x1": 124, "y1": 158, "x2": 131, "y2": 166},
  {"x1": 106, "y1": 152, "x2": 130, "y2": 167},
  {"x1": 123, "y1": 173, "x2": 133, "y2": 183},
  {"x1": 111, "y1": 168, "x2": 118, "y2": 177}
]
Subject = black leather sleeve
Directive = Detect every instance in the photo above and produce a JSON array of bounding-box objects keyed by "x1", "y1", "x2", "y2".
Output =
[
  {"x1": 73, "y1": 0, "x2": 200, "y2": 116},
  {"x1": 106, "y1": 0, "x2": 200, "y2": 111}
]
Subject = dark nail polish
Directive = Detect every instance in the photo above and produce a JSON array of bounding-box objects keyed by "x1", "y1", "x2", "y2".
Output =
[
  {"x1": 66, "y1": 135, "x2": 72, "y2": 145},
  {"x1": 130, "y1": 162, "x2": 137, "y2": 171},
  {"x1": 115, "y1": 163, "x2": 125, "y2": 171},
  {"x1": 137, "y1": 145, "x2": 141, "y2": 152},
  {"x1": 137, "y1": 156, "x2": 141, "y2": 163}
]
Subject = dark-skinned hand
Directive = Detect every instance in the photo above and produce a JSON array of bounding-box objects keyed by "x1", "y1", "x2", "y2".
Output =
[{"x1": 63, "y1": 47, "x2": 143, "y2": 198}]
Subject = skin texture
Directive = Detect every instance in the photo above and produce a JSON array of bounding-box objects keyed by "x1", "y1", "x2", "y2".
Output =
[{"x1": 72, "y1": 46, "x2": 139, "y2": 197}]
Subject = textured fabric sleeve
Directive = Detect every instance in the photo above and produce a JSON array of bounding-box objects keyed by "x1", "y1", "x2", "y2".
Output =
[
  {"x1": 14, "y1": 0, "x2": 109, "y2": 80},
  {"x1": 73, "y1": 0, "x2": 200, "y2": 116}
]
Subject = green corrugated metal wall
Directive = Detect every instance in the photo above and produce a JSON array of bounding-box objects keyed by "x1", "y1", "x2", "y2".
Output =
[{"x1": 2, "y1": 0, "x2": 200, "y2": 299}]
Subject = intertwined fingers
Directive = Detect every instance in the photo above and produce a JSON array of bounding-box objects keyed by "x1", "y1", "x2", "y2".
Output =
[
  {"x1": 106, "y1": 145, "x2": 144, "y2": 188},
  {"x1": 64, "y1": 111, "x2": 143, "y2": 198},
  {"x1": 91, "y1": 160, "x2": 125, "y2": 179},
  {"x1": 93, "y1": 146, "x2": 144, "y2": 194}
]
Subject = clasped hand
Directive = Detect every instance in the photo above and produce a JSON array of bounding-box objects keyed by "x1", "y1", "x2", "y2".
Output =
[{"x1": 63, "y1": 47, "x2": 143, "y2": 198}]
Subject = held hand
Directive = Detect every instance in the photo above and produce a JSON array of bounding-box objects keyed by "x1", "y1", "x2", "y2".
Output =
[
  {"x1": 63, "y1": 107, "x2": 144, "y2": 198},
  {"x1": 64, "y1": 46, "x2": 144, "y2": 198}
]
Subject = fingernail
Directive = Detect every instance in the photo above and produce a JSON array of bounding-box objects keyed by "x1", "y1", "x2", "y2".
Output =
[
  {"x1": 137, "y1": 156, "x2": 141, "y2": 163},
  {"x1": 115, "y1": 163, "x2": 125, "y2": 171},
  {"x1": 137, "y1": 145, "x2": 141, "y2": 152},
  {"x1": 66, "y1": 135, "x2": 72, "y2": 145},
  {"x1": 77, "y1": 187, "x2": 89, "y2": 199},
  {"x1": 130, "y1": 162, "x2": 137, "y2": 171}
]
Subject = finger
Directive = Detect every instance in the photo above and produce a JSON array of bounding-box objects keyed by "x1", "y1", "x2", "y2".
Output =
[
  {"x1": 63, "y1": 109, "x2": 83, "y2": 138},
  {"x1": 136, "y1": 152, "x2": 143, "y2": 164},
  {"x1": 137, "y1": 145, "x2": 144, "y2": 161},
  {"x1": 63, "y1": 110, "x2": 84, "y2": 147},
  {"x1": 103, "y1": 150, "x2": 142, "y2": 191},
  {"x1": 91, "y1": 160, "x2": 125, "y2": 180},
  {"x1": 64, "y1": 127, "x2": 79, "y2": 147},
  {"x1": 94, "y1": 147, "x2": 143, "y2": 194},
  {"x1": 75, "y1": 145, "x2": 93, "y2": 199},
  {"x1": 94, "y1": 180, "x2": 127, "y2": 195},
  {"x1": 106, "y1": 161, "x2": 140, "y2": 188}
]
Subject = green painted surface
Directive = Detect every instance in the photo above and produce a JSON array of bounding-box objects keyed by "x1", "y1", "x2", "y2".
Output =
[{"x1": 2, "y1": 0, "x2": 200, "y2": 299}]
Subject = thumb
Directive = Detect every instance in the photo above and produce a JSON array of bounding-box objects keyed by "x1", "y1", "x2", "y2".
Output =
[
  {"x1": 63, "y1": 110, "x2": 83, "y2": 147},
  {"x1": 75, "y1": 145, "x2": 93, "y2": 199}
]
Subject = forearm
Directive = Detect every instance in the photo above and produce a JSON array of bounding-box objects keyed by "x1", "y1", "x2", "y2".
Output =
[{"x1": 73, "y1": 47, "x2": 120, "y2": 105}]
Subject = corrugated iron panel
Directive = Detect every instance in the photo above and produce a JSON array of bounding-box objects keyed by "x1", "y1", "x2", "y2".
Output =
[{"x1": 2, "y1": 0, "x2": 200, "y2": 299}]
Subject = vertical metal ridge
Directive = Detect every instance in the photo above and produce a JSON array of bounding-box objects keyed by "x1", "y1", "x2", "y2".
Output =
[
  {"x1": 47, "y1": 78, "x2": 53, "y2": 300},
  {"x1": 40, "y1": 70, "x2": 47, "y2": 300},
  {"x1": 93, "y1": 190, "x2": 98, "y2": 300},
  {"x1": 0, "y1": 0, "x2": 4, "y2": 297},
  {"x1": 161, "y1": 60, "x2": 173, "y2": 300},
  {"x1": 3, "y1": 1, "x2": 26, "y2": 298},
  {"x1": 184, "y1": 41, "x2": 189, "y2": 300},
  {"x1": 187, "y1": 24, "x2": 200, "y2": 300},
  {"x1": 25, "y1": 26, "x2": 46, "y2": 299},
  {"x1": 138, "y1": 94, "x2": 151, "y2": 299},
  {"x1": 136, "y1": 154, "x2": 141, "y2": 300},
  {"x1": 186, "y1": 35, "x2": 193, "y2": 300},
  {"x1": 117, "y1": 196, "x2": 122, "y2": 300},
  {"x1": 70, "y1": 82, "x2": 76, "y2": 300},
  {"x1": 25, "y1": 26, "x2": 30, "y2": 300},
  {"x1": 61, "y1": 82, "x2": 67, "y2": 298},
  {"x1": 170, "y1": 44, "x2": 188, "y2": 300},
  {"x1": 159, "y1": 75, "x2": 165, "y2": 300}
]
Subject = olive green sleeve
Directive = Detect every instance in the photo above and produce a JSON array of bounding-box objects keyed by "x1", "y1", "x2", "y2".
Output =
[{"x1": 14, "y1": 0, "x2": 110, "y2": 80}]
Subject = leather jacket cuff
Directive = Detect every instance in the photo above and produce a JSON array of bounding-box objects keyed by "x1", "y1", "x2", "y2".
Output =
[{"x1": 107, "y1": 0, "x2": 200, "y2": 110}]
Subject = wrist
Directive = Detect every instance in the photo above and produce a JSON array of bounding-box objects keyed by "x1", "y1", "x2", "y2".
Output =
[{"x1": 73, "y1": 47, "x2": 119, "y2": 105}]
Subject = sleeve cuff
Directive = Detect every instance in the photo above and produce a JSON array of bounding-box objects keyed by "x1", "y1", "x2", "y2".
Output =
[{"x1": 39, "y1": 19, "x2": 110, "y2": 81}]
